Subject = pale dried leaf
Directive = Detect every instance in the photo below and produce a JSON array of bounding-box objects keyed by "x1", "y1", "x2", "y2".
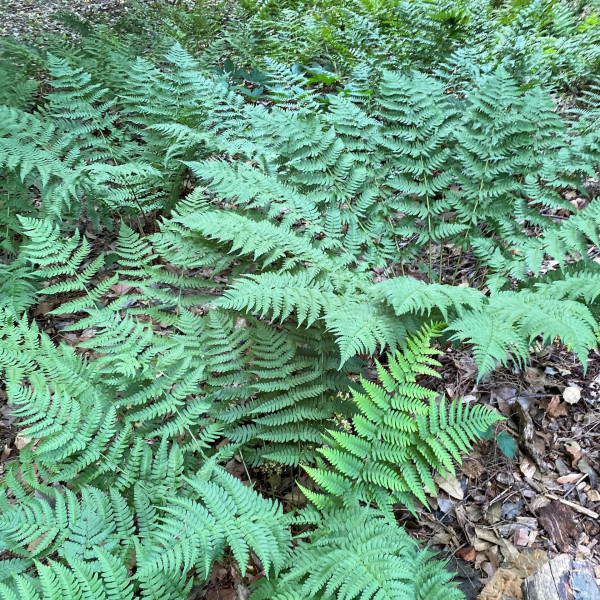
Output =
[
  {"x1": 563, "y1": 386, "x2": 581, "y2": 404},
  {"x1": 434, "y1": 473, "x2": 464, "y2": 500}
]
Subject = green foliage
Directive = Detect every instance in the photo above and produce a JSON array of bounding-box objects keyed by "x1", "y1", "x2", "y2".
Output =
[
  {"x1": 250, "y1": 507, "x2": 463, "y2": 600},
  {"x1": 305, "y1": 325, "x2": 502, "y2": 514},
  {"x1": 0, "y1": 460, "x2": 291, "y2": 599},
  {"x1": 2, "y1": 1, "x2": 600, "y2": 599}
]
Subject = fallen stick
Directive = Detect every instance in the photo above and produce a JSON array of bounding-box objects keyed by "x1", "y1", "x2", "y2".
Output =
[{"x1": 544, "y1": 493, "x2": 599, "y2": 519}]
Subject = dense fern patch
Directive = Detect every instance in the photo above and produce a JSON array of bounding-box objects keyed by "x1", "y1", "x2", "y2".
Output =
[{"x1": 1, "y1": 0, "x2": 600, "y2": 598}]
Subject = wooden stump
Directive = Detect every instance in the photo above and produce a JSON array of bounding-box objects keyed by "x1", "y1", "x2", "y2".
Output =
[{"x1": 522, "y1": 554, "x2": 600, "y2": 600}]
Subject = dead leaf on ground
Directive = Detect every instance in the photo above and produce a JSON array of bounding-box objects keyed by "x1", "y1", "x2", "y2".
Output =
[
  {"x1": 546, "y1": 395, "x2": 568, "y2": 418},
  {"x1": 456, "y1": 546, "x2": 476, "y2": 562},
  {"x1": 520, "y1": 457, "x2": 537, "y2": 479},
  {"x1": 577, "y1": 458, "x2": 598, "y2": 487},
  {"x1": 14, "y1": 436, "x2": 31, "y2": 449},
  {"x1": 563, "y1": 386, "x2": 581, "y2": 404},
  {"x1": 557, "y1": 472, "x2": 583, "y2": 485},
  {"x1": 565, "y1": 440, "x2": 583, "y2": 465},
  {"x1": 587, "y1": 489, "x2": 600, "y2": 502},
  {"x1": 435, "y1": 472, "x2": 464, "y2": 500},
  {"x1": 110, "y1": 282, "x2": 134, "y2": 296}
]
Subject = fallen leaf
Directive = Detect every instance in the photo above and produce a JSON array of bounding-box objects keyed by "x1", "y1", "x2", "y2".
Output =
[
  {"x1": 14, "y1": 436, "x2": 31, "y2": 450},
  {"x1": 498, "y1": 517, "x2": 537, "y2": 537},
  {"x1": 577, "y1": 458, "x2": 598, "y2": 488},
  {"x1": 437, "y1": 497, "x2": 455, "y2": 513},
  {"x1": 555, "y1": 458, "x2": 571, "y2": 475},
  {"x1": 565, "y1": 441, "x2": 582, "y2": 465},
  {"x1": 457, "y1": 546, "x2": 476, "y2": 562},
  {"x1": 487, "y1": 502, "x2": 502, "y2": 524},
  {"x1": 520, "y1": 457, "x2": 537, "y2": 479},
  {"x1": 498, "y1": 537, "x2": 520, "y2": 563},
  {"x1": 434, "y1": 473, "x2": 464, "y2": 500},
  {"x1": 474, "y1": 538, "x2": 492, "y2": 552},
  {"x1": 0, "y1": 445, "x2": 10, "y2": 461},
  {"x1": 481, "y1": 560, "x2": 496, "y2": 583},
  {"x1": 563, "y1": 386, "x2": 581, "y2": 404},
  {"x1": 461, "y1": 457, "x2": 486, "y2": 479},
  {"x1": 557, "y1": 473, "x2": 583, "y2": 485},
  {"x1": 546, "y1": 396, "x2": 568, "y2": 418},
  {"x1": 431, "y1": 531, "x2": 452, "y2": 545},
  {"x1": 27, "y1": 531, "x2": 50, "y2": 553},
  {"x1": 501, "y1": 499, "x2": 524, "y2": 520},
  {"x1": 586, "y1": 489, "x2": 600, "y2": 502},
  {"x1": 110, "y1": 282, "x2": 133, "y2": 296},
  {"x1": 475, "y1": 527, "x2": 502, "y2": 545}
]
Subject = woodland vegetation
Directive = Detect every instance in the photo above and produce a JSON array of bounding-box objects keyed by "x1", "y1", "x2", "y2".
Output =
[{"x1": 0, "y1": 0, "x2": 600, "y2": 598}]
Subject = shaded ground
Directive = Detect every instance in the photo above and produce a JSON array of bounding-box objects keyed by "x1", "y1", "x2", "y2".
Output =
[
  {"x1": 416, "y1": 344, "x2": 600, "y2": 597},
  {"x1": 0, "y1": 0, "x2": 132, "y2": 40}
]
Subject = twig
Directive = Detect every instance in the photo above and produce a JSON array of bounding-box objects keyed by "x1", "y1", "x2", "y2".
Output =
[{"x1": 544, "y1": 493, "x2": 599, "y2": 518}]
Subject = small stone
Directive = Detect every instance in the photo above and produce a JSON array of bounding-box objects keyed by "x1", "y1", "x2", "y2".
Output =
[{"x1": 514, "y1": 528, "x2": 530, "y2": 546}]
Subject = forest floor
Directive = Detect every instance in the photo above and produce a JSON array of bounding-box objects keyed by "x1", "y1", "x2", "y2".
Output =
[
  {"x1": 1, "y1": 3, "x2": 599, "y2": 600},
  {"x1": 0, "y1": 0, "x2": 132, "y2": 40}
]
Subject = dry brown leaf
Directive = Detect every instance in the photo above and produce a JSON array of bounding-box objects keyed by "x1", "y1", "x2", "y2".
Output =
[
  {"x1": 27, "y1": 531, "x2": 50, "y2": 553},
  {"x1": 456, "y1": 546, "x2": 476, "y2": 562},
  {"x1": 110, "y1": 282, "x2": 133, "y2": 296},
  {"x1": 434, "y1": 473, "x2": 464, "y2": 500},
  {"x1": 565, "y1": 441, "x2": 583, "y2": 465},
  {"x1": 475, "y1": 527, "x2": 502, "y2": 546},
  {"x1": 498, "y1": 537, "x2": 520, "y2": 563},
  {"x1": 461, "y1": 456, "x2": 486, "y2": 479},
  {"x1": 481, "y1": 560, "x2": 496, "y2": 584},
  {"x1": 14, "y1": 436, "x2": 31, "y2": 450},
  {"x1": 557, "y1": 472, "x2": 584, "y2": 485},
  {"x1": 546, "y1": 395, "x2": 568, "y2": 418},
  {"x1": 474, "y1": 539, "x2": 492, "y2": 552},
  {"x1": 487, "y1": 501, "x2": 502, "y2": 524},
  {"x1": 520, "y1": 457, "x2": 537, "y2": 479},
  {"x1": 586, "y1": 489, "x2": 600, "y2": 502},
  {"x1": 431, "y1": 531, "x2": 452, "y2": 545},
  {"x1": 0, "y1": 445, "x2": 10, "y2": 461}
]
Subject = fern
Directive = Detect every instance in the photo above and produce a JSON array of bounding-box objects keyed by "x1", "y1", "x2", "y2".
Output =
[
  {"x1": 2, "y1": 5, "x2": 600, "y2": 599},
  {"x1": 305, "y1": 326, "x2": 502, "y2": 513},
  {"x1": 250, "y1": 507, "x2": 463, "y2": 600}
]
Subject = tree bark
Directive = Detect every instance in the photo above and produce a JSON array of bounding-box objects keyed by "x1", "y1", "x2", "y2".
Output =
[{"x1": 522, "y1": 554, "x2": 600, "y2": 600}]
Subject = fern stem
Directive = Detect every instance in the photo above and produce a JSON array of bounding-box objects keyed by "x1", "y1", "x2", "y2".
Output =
[
  {"x1": 452, "y1": 163, "x2": 489, "y2": 285},
  {"x1": 420, "y1": 156, "x2": 433, "y2": 282}
]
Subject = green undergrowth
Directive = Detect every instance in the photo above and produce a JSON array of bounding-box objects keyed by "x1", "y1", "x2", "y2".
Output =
[{"x1": 0, "y1": 1, "x2": 599, "y2": 598}]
